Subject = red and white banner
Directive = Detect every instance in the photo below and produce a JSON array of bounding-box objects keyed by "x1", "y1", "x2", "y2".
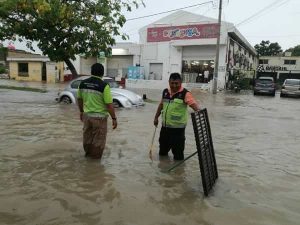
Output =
[{"x1": 147, "y1": 23, "x2": 219, "y2": 42}]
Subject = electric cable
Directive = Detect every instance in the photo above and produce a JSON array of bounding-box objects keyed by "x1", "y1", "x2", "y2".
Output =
[{"x1": 126, "y1": 1, "x2": 213, "y2": 21}]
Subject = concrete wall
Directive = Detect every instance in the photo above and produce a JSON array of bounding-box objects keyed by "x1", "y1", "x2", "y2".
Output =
[
  {"x1": 9, "y1": 61, "x2": 42, "y2": 82},
  {"x1": 46, "y1": 62, "x2": 65, "y2": 83},
  {"x1": 9, "y1": 61, "x2": 64, "y2": 83},
  {"x1": 80, "y1": 57, "x2": 97, "y2": 75},
  {"x1": 138, "y1": 42, "x2": 228, "y2": 88}
]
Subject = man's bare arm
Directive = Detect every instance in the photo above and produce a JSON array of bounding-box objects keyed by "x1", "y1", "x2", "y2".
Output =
[
  {"x1": 106, "y1": 103, "x2": 117, "y2": 129},
  {"x1": 77, "y1": 98, "x2": 84, "y2": 121},
  {"x1": 154, "y1": 101, "x2": 163, "y2": 126}
]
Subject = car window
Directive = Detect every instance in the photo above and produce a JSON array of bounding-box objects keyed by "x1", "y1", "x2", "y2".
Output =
[
  {"x1": 71, "y1": 80, "x2": 82, "y2": 89},
  {"x1": 285, "y1": 80, "x2": 300, "y2": 86},
  {"x1": 257, "y1": 79, "x2": 273, "y2": 84},
  {"x1": 104, "y1": 80, "x2": 119, "y2": 88}
]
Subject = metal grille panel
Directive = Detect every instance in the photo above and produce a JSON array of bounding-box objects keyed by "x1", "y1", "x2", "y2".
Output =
[{"x1": 191, "y1": 108, "x2": 218, "y2": 196}]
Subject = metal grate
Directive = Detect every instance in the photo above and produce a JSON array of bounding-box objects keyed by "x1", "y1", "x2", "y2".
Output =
[{"x1": 191, "y1": 108, "x2": 218, "y2": 196}]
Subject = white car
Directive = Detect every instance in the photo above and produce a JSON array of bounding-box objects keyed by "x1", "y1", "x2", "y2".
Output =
[
  {"x1": 56, "y1": 76, "x2": 144, "y2": 108},
  {"x1": 280, "y1": 79, "x2": 300, "y2": 98}
]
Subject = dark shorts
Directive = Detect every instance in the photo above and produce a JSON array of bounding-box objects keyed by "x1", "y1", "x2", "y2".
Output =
[
  {"x1": 82, "y1": 115, "x2": 107, "y2": 159},
  {"x1": 159, "y1": 126, "x2": 185, "y2": 160}
]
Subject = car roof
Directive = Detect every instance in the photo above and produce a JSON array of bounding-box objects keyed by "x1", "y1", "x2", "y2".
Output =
[
  {"x1": 284, "y1": 79, "x2": 300, "y2": 81},
  {"x1": 258, "y1": 76, "x2": 273, "y2": 80},
  {"x1": 74, "y1": 75, "x2": 113, "y2": 81}
]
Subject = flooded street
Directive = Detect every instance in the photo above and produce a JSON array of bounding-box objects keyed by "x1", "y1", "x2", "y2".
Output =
[{"x1": 0, "y1": 80, "x2": 300, "y2": 225}]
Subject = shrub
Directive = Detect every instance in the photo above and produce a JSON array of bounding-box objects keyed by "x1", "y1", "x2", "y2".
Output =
[{"x1": 0, "y1": 65, "x2": 6, "y2": 74}]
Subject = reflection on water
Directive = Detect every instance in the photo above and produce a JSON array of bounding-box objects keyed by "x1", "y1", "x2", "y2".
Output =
[{"x1": 0, "y1": 83, "x2": 300, "y2": 225}]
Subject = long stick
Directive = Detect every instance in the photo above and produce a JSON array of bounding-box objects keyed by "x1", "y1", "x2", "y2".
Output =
[
  {"x1": 165, "y1": 151, "x2": 198, "y2": 172},
  {"x1": 149, "y1": 126, "x2": 157, "y2": 160}
]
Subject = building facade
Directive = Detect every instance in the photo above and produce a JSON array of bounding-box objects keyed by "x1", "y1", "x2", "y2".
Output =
[
  {"x1": 7, "y1": 50, "x2": 64, "y2": 83},
  {"x1": 257, "y1": 54, "x2": 300, "y2": 84},
  {"x1": 128, "y1": 10, "x2": 257, "y2": 89}
]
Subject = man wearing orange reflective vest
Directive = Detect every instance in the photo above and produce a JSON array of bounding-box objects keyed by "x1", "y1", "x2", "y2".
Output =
[{"x1": 154, "y1": 73, "x2": 200, "y2": 160}]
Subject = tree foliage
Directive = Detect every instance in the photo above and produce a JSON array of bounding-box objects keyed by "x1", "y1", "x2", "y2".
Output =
[
  {"x1": 0, "y1": 0, "x2": 143, "y2": 75},
  {"x1": 254, "y1": 40, "x2": 283, "y2": 56},
  {"x1": 0, "y1": 46, "x2": 8, "y2": 61},
  {"x1": 285, "y1": 45, "x2": 300, "y2": 56}
]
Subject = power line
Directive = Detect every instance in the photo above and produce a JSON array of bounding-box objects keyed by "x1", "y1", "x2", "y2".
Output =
[
  {"x1": 124, "y1": 4, "x2": 213, "y2": 36},
  {"x1": 126, "y1": 1, "x2": 213, "y2": 21},
  {"x1": 245, "y1": 34, "x2": 300, "y2": 38},
  {"x1": 234, "y1": 0, "x2": 290, "y2": 28}
]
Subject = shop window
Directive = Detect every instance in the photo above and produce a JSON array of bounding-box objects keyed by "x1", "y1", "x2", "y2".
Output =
[
  {"x1": 259, "y1": 59, "x2": 268, "y2": 64},
  {"x1": 284, "y1": 60, "x2": 296, "y2": 65},
  {"x1": 18, "y1": 63, "x2": 29, "y2": 77},
  {"x1": 182, "y1": 59, "x2": 214, "y2": 83}
]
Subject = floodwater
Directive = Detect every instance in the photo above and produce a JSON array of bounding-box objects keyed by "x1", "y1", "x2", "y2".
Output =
[{"x1": 0, "y1": 80, "x2": 300, "y2": 225}]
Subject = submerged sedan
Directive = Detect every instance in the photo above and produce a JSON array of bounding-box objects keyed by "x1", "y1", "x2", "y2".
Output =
[{"x1": 56, "y1": 76, "x2": 144, "y2": 108}]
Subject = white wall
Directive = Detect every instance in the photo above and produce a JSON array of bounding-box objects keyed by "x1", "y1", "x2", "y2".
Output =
[
  {"x1": 64, "y1": 55, "x2": 81, "y2": 75},
  {"x1": 259, "y1": 56, "x2": 300, "y2": 71}
]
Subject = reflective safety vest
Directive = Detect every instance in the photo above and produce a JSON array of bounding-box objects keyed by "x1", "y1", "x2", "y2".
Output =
[
  {"x1": 161, "y1": 88, "x2": 188, "y2": 128},
  {"x1": 77, "y1": 76, "x2": 112, "y2": 117}
]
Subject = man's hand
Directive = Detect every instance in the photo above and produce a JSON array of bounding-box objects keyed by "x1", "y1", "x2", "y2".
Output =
[
  {"x1": 190, "y1": 103, "x2": 200, "y2": 111},
  {"x1": 112, "y1": 119, "x2": 117, "y2": 129}
]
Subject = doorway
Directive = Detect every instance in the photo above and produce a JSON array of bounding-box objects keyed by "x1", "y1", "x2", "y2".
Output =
[{"x1": 42, "y1": 62, "x2": 47, "y2": 82}]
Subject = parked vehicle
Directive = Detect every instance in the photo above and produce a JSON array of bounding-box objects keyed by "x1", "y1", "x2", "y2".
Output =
[
  {"x1": 253, "y1": 76, "x2": 276, "y2": 96},
  {"x1": 280, "y1": 79, "x2": 300, "y2": 98},
  {"x1": 56, "y1": 76, "x2": 144, "y2": 108}
]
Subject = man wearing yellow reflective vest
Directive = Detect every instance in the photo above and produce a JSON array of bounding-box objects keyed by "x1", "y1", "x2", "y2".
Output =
[
  {"x1": 77, "y1": 63, "x2": 117, "y2": 159},
  {"x1": 154, "y1": 73, "x2": 200, "y2": 160}
]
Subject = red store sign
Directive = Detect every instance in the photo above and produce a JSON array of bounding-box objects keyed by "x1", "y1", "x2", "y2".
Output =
[{"x1": 147, "y1": 23, "x2": 219, "y2": 42}]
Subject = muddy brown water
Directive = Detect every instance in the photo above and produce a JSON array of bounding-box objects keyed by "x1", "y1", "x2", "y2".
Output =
[{"x1": 0, "y1": 80, "x2": 300, "y2": 225}]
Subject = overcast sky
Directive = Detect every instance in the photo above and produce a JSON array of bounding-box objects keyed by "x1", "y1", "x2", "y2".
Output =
[
  {"x1": 119, "y1": 0, "x2": 300, "y2": 50},
  {"x1": 4, "y1": 0, "x2": 300, "y2": 52}
]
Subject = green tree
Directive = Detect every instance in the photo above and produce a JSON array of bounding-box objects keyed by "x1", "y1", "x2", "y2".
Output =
[
  {"x1": 0, "y1": 0, "x2": 143, "y2": 76},
  {"x1": 0, "y1": 46, "x2": 7, "y2": 61},
  {"x1": 285, "y1": 45, "x2": 300, "y2": 56},
  {"x1": 254, "y1": 40, "x2": 283, "y2": 56}
]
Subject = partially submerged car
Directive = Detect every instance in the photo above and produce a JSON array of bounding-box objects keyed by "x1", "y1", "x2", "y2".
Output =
[
  {"x1": 280, "y1": 79, "x2": 300, "y2": 97},
  {"x1": 253, "y1": 76, "x2": 276, "y2": 96},
  {"x1": 56, "y1": 76, "x2": 144, "y2": 108}
]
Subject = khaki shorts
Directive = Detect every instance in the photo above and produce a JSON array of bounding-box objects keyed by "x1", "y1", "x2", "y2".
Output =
[{"x1": 82, "y1": 115, "x2": 107, "y2": 159}]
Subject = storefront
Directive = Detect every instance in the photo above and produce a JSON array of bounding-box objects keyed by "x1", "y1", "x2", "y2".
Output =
[
  {"x1": 126, "y1": 10, "x2": 257, "y2": 90},
  {"x1": 257, "y1": 55, "x2": 300, "y2": 84}
]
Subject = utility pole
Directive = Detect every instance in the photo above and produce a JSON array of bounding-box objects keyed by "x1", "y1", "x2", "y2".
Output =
[{"x1": 212, "y1": 0, "x2": 223, "y2": 94}]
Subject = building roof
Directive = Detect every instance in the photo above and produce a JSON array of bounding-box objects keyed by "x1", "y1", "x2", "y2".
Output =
[
  {"x1": 139, "y1": 10, "x2": 220, "y2": 31},
  {"x1": 6, "y1": 49, "x2": 50, "y2": 62}
]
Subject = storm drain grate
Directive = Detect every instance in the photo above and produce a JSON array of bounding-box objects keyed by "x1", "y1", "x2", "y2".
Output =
[{"x1": 191, "y1": 108, "x2": 218, "y2": 196}]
